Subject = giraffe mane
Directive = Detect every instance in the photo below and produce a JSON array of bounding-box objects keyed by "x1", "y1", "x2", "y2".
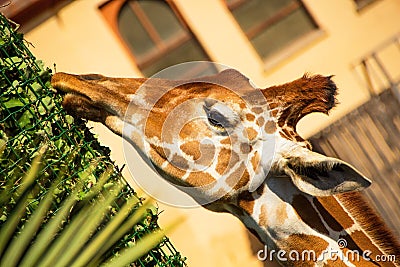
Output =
[
  {"x1": 262, "y1": 74, "x2": 338, "y2": 131},
  {"x1": 338, "y1": 192, "x2": 400, "y2": 263}
]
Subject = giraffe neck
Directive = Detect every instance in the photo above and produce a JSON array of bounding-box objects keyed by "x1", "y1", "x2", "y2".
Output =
[{"x1": 232, "y1": 177, "x2": 400, "y2": 266}]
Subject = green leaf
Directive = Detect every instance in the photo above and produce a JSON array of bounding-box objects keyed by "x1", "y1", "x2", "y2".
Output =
[
  {"x1": 0, "y1": 146, "x2": 46, "y2": 257},
  {"x1": 3, "y1": 98, "x2": 25, "y2": 108},
  {"x1": 18, "y1": 110, "x2": 33, "y2": 128},
  {"x1": 31, "y1": 82, "x2": 42, "y2": 92},
  {"x1": 65, "y1": 115, "x2": 74, "y2": 125},
  {"x1": 38, "y1": 96, "x2": 54, "y2": 115}
]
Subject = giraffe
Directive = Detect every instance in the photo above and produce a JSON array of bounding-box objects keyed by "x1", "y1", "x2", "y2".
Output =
[{"x1": 52, "y1": 69, "x2": 400, "y2": 266}]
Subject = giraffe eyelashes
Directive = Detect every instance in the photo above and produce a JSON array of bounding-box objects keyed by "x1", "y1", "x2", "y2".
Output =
[
  {"x1": 207, "y1": 114, "x2": 226, "y2": 129},
  {"x1": 204, "y1": 107, "x2": 229, "y2": 132},
  {"x1": 203, "y1": 102, "x2": 238, "y2": 133}
]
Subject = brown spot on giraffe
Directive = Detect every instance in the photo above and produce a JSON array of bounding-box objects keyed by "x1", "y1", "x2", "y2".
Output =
[
  {"x1": 149, "y1": 149, "x2": 187, "y2": 179},
  {"x1": 238, "y1": 191, "x2": 255, "y2": 215},
  {"x1": 268, "y1": 102, "x2": 278, "y2": 110},
  {"x1": 180, "y1": 141, "x2": 201, "y2": 160},
  {"x1": 275, "y1": 204, "x2": 288, "y2": 225},
  {"x1": 256, "y1": 116, "x2": 265, "y2": 127},
  {"x1": 179, "y1": 121, "x2": 209, "y2": 140},
  {"x1": 145, "y1": 111, "x2": 166, "y2": 140},
  {"x1": 246, "y1": 113, "x2": 256, "y2": 121},
  {"x1": 240, "y1": 143, "x2": 252, "y2": 154},
  {"x1": 225, "y1": 163, "x2": 250, "y2": 190},
  {"x1": 250, "y1": 151, "x2": 260, "y2": 172},
  {"x1": 220, "y1": 137, "x2": 231, "y2": 145},
  {"x1": 185, "y1": 172, "x2": 216, "y2": 188},
  {"x1": 270, "y1": 109, "x2": 279, "y2": 117},
  {"x1": 171, "y1": 154, "x2": 190, "y2": 170},
  {"x1": 264, "y1": 120, "x2": 277, "y2": 134},
  {"x1": 278, "y1": 118, "x2": 285, "y2": 128},
  {"x1": 243, "y1": 127, "x2": 258, "y2": 141},
  {"x1": 280, "y1": 234, "x2": 329, "y2": 266},
  {"x1": 198, "y1": 143, "x2": 216, "y2": 166},
  {"x1": 259, "y1": 203, "x2": 268, "y2": 226},
  {"x1": 251, "y1": 107, "x2": 264, "y2": 114},
  {"x1": 215, "y1": 148, "x2": 239, "y2": 175}
]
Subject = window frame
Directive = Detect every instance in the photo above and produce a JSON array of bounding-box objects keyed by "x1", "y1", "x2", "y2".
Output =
[{"x1": 99, "y1": 0, "x2": 210, "y2": 75}]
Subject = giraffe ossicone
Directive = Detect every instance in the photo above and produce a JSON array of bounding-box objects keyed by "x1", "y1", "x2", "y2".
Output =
[{"x1": 52, "y1": 61, "x2": 399, "y2": 266}]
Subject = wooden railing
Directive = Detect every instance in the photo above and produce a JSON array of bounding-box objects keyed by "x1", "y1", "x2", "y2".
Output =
[{"x1": 353, "y1": 33, "x2": 400, "y2": 100}]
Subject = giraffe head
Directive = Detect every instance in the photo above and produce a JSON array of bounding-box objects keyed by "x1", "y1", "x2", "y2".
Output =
[{"x1": 51, "y1": 69, "x2": 371, "y2": 206}]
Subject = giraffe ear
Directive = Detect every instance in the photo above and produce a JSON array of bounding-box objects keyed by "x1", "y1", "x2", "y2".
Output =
[{"x1": 282, "y1": 149, "x2": 371, "y2": 196}]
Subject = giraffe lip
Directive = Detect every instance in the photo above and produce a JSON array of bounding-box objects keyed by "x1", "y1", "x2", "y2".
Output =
[
  {"x1": 52, "y1": 73, "x2": 95, "y2": 102},
  {"x1": 62, "y1": 92, "x2": 112, "y2": 122},
  {"x1": 64, "y1": 91, "x2": 93, "y2": 103}
]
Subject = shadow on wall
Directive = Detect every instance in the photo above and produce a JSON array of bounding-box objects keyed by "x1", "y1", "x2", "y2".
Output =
[{"x1": 247, "y1": 233, "x2": 282, "y2": 267}]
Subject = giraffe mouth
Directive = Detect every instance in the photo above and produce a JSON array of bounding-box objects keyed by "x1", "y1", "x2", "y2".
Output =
[
  {"x1": 52, "y1": 73, "x2": 116, "y2": 122},
  {"x1": 63, "y1": 93, "x2": 113, "y2": 122}
]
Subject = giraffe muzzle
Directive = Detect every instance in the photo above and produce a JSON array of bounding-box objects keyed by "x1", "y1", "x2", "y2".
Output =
[{"x1": 51, "y1": 72, "x2": 133, "y2": 123}]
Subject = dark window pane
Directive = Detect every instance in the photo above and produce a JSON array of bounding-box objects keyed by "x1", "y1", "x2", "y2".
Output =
[
  {"x1": 142, "y1": 39, "x2": 210, "y2": 78},
  {"x1": 251, "y1": 7, "x2": 316, "y2": 58},
  {"x1": 231, "y1": 0, "x2": 294, "y2": 32},
  {"x1": 118, "y1": 3, "x2": 155, "y2": 60},
  {"x1": 139, "y1": 1, "x2": 186, "y2": 42}
]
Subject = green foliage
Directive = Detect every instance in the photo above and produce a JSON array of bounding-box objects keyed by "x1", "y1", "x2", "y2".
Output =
[
  {"x1": 0, "y1": 14, "x2": 185, "y2": 266},
  {"x1": 0, "y1": 149, "x2": 174, "y2": 267}
]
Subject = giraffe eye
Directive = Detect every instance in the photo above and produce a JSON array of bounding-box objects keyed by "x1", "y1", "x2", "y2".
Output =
[
  {"x1": 207, "y1": 111, "x2": 226, "y2": 129},
  {"x1": 203, "y1": 104, "x2": 231, "y2": 132}
]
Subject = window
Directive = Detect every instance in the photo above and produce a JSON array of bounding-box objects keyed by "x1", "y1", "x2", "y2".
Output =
[
  {"x1": 100, "y1": 0, "x2": 214, "y2": 78},
  {"x1": 226, "y1": 0, "x2": 318, "y2": 60}
]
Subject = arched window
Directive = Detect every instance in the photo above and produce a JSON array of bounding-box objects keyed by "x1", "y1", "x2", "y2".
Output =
[{"x1": 100, "y1": 0, "x2": 213, "y2": 78}]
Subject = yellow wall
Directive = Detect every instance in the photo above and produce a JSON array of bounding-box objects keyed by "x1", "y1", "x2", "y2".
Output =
[{"x1": 26, "y1": 0, "x2": 400, "y2": 266}]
